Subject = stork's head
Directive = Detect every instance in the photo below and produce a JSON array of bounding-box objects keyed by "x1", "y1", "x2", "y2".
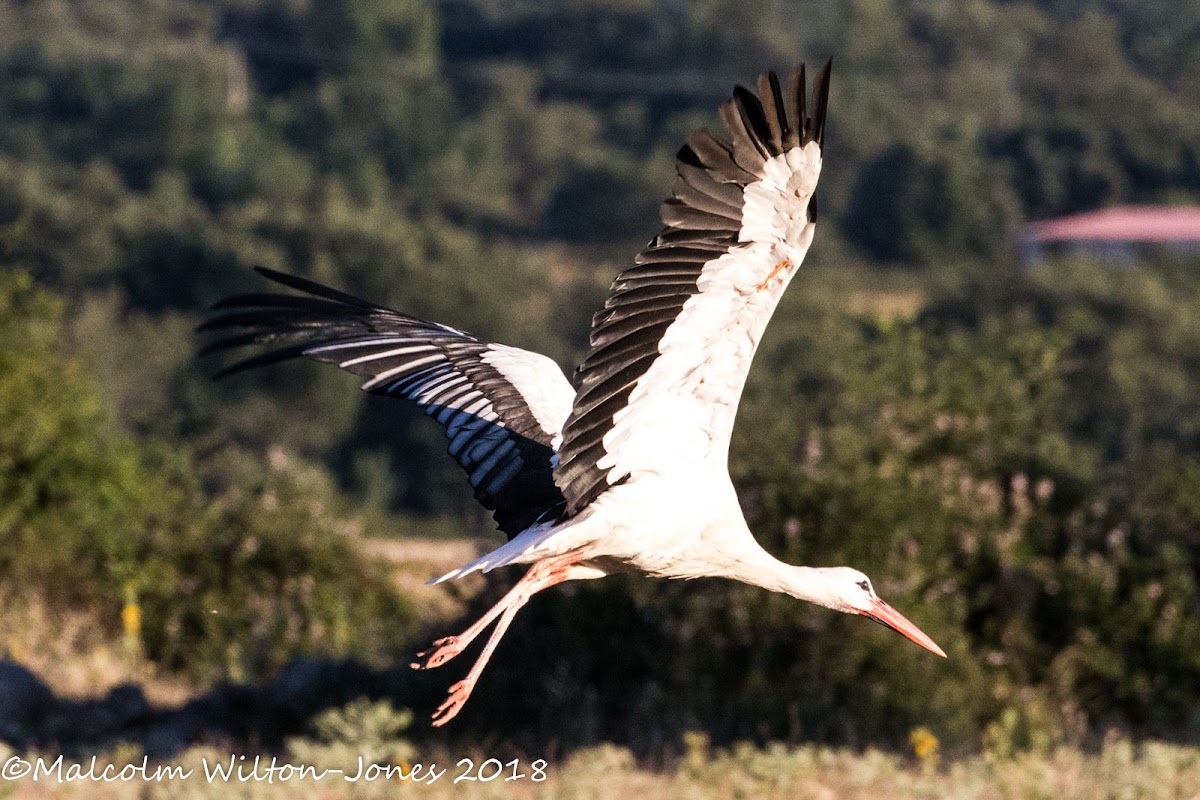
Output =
[{"x1": 815, "y1": 567, "x2": 947, "y2": 658}]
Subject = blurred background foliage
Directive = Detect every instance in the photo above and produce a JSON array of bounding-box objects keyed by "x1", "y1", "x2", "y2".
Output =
[{"x1": 1, "y1": 0, "x2": 1199, "y2": 757}]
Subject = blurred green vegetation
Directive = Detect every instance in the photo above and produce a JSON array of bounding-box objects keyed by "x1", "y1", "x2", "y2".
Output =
[
  {"x1": 0, "y1": 270, "x2": 415, "y2": 683},
  {"x1": 1, "y1": 0, "x2": 1199, "y2": 757}
]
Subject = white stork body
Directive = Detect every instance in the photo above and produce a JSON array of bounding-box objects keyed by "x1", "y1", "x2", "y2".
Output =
[
  {"x1": 203, "y1": 62, "x2": 945, "y2": 727},
  {"x1": 436, "y1": 143, "x2": 820, "y2": 586}
]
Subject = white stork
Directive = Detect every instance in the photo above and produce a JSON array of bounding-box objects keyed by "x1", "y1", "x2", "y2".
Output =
[{"x1": 202, "y1": 62, "x2": 946, "y2": 727}]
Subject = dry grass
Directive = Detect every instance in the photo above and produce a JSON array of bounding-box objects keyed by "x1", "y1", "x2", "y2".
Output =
[
  {"x1": 0, "y1": 533, "x2": 483, "y2": 704},
  {"x1": 361, "y1": 535, "x2": 480, "y2": 576},
  {"x1": 3, "y1": 736, "x2": 1199, "y2": 800},
  {"x1": 0, "y1": 594, "x2": 191, "y2": 706},
  {"x1": 843, "y1": 288, "x2": 927, "y2": 321},
  {"x1": 360, "y1": 535, "x2": 487, "y2": 622}
]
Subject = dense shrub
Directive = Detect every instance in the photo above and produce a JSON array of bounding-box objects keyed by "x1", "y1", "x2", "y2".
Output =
[{"x1": 0, "y1": 271, "x2": 415, "y2": 682}]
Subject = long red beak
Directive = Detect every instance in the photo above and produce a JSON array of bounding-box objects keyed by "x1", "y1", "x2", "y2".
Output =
[{"x1": 862, "y1": 599, "x2": 947, "y2": 658}]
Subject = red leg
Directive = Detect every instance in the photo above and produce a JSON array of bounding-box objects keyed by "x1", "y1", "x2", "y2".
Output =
[
  {"x1": 418, "y1": 549, "x2": 587, "y2": 725},
  {"x1": 410, "y1": 581, "x2": 523, "y2": 670},
  {"x1": 430, "y1": 603, "x2": 522, "y2": 726},
  {"x1": 410, "y1": 548, "x2": 587, "y2": 671}
]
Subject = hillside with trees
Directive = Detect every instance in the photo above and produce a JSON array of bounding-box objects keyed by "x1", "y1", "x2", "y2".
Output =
[{"x1": 1, "y1": 0, "x2": 1199, "y2": 757}]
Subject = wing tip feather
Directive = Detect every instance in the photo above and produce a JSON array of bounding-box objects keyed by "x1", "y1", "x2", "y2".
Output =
[
  {"x1": 739, "y1": 59, "x2": 834, "y2": 157},
  {"x1": 810, "y1": 58, "x2": 832, "y2": 149}
]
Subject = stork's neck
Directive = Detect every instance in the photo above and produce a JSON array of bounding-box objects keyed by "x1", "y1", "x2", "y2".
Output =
[{"x1": 721, "y1": 536, "x2": 844, "y2": 611}]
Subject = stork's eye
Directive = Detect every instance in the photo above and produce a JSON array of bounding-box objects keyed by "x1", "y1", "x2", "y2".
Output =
[{"x1": 857, "y1": 580, "x2": 871, "y2": 593}]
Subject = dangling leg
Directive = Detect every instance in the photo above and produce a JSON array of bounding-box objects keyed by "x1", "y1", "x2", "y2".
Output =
[
  {"x1": 410, "y1": 547, "x2": 588, "y2": 671},
  {"x1": 418, "y1": 549, "x2": 591, "y2": 725},
  {"x1": 430, "y1": 602, "x2": 523, "y2": 726},
  {"x1": 410, "y1": 578, "x2": 528, "y2": 670}
]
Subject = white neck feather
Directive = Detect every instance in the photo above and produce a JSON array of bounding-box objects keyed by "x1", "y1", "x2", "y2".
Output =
[{"x1": 719, "y1": 537, "x2": 844, "y2": 611}]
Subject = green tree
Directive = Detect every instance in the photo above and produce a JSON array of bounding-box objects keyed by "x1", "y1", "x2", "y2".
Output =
[{"x1": 0, "y1": 270, "x2": 415, "y2": 681}]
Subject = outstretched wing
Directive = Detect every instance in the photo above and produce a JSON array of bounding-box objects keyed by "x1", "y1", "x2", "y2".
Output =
[
  {"x1": 555, "y1": 62, "x2": 831, "y2": 515},
  {"x1": 200, "y1": 268, "x2": 574, "y2": 537}
]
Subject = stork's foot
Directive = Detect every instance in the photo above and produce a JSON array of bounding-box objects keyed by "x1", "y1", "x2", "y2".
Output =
[
  {"x1": 430, "y1": 679, "x2": 475, "y2": 727},
  {"x1": 409, "y1": 636, "x2": 462, "y2": 670}
]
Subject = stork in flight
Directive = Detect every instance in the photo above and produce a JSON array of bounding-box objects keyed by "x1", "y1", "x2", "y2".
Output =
[{"x1": 202, "y1": 62, "x2": 946, "y2": 727}]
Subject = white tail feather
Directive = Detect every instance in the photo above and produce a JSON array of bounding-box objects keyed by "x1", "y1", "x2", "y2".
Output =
[{"x1": 427, "y1": 511, "x2": 605, "y2": 584}]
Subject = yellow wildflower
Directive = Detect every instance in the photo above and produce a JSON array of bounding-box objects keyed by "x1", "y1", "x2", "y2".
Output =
[
  {"x1": 909, "y1": 726, "x2": 940, "y2": 762},
  {"x1": 121, "y1": 603, "x2": 141, "y2": 638},
  {"x1": 121, "y1": 580, "x2": 141, "y2": 638}
]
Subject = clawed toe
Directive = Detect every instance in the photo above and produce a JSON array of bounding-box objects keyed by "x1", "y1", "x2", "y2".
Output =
[
  {"x1": 431, "y1": 680, "x2": 473, "y2": 727},
  {"x1": 410, "y1": 636, "x2": 462, "y2": 670}
]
